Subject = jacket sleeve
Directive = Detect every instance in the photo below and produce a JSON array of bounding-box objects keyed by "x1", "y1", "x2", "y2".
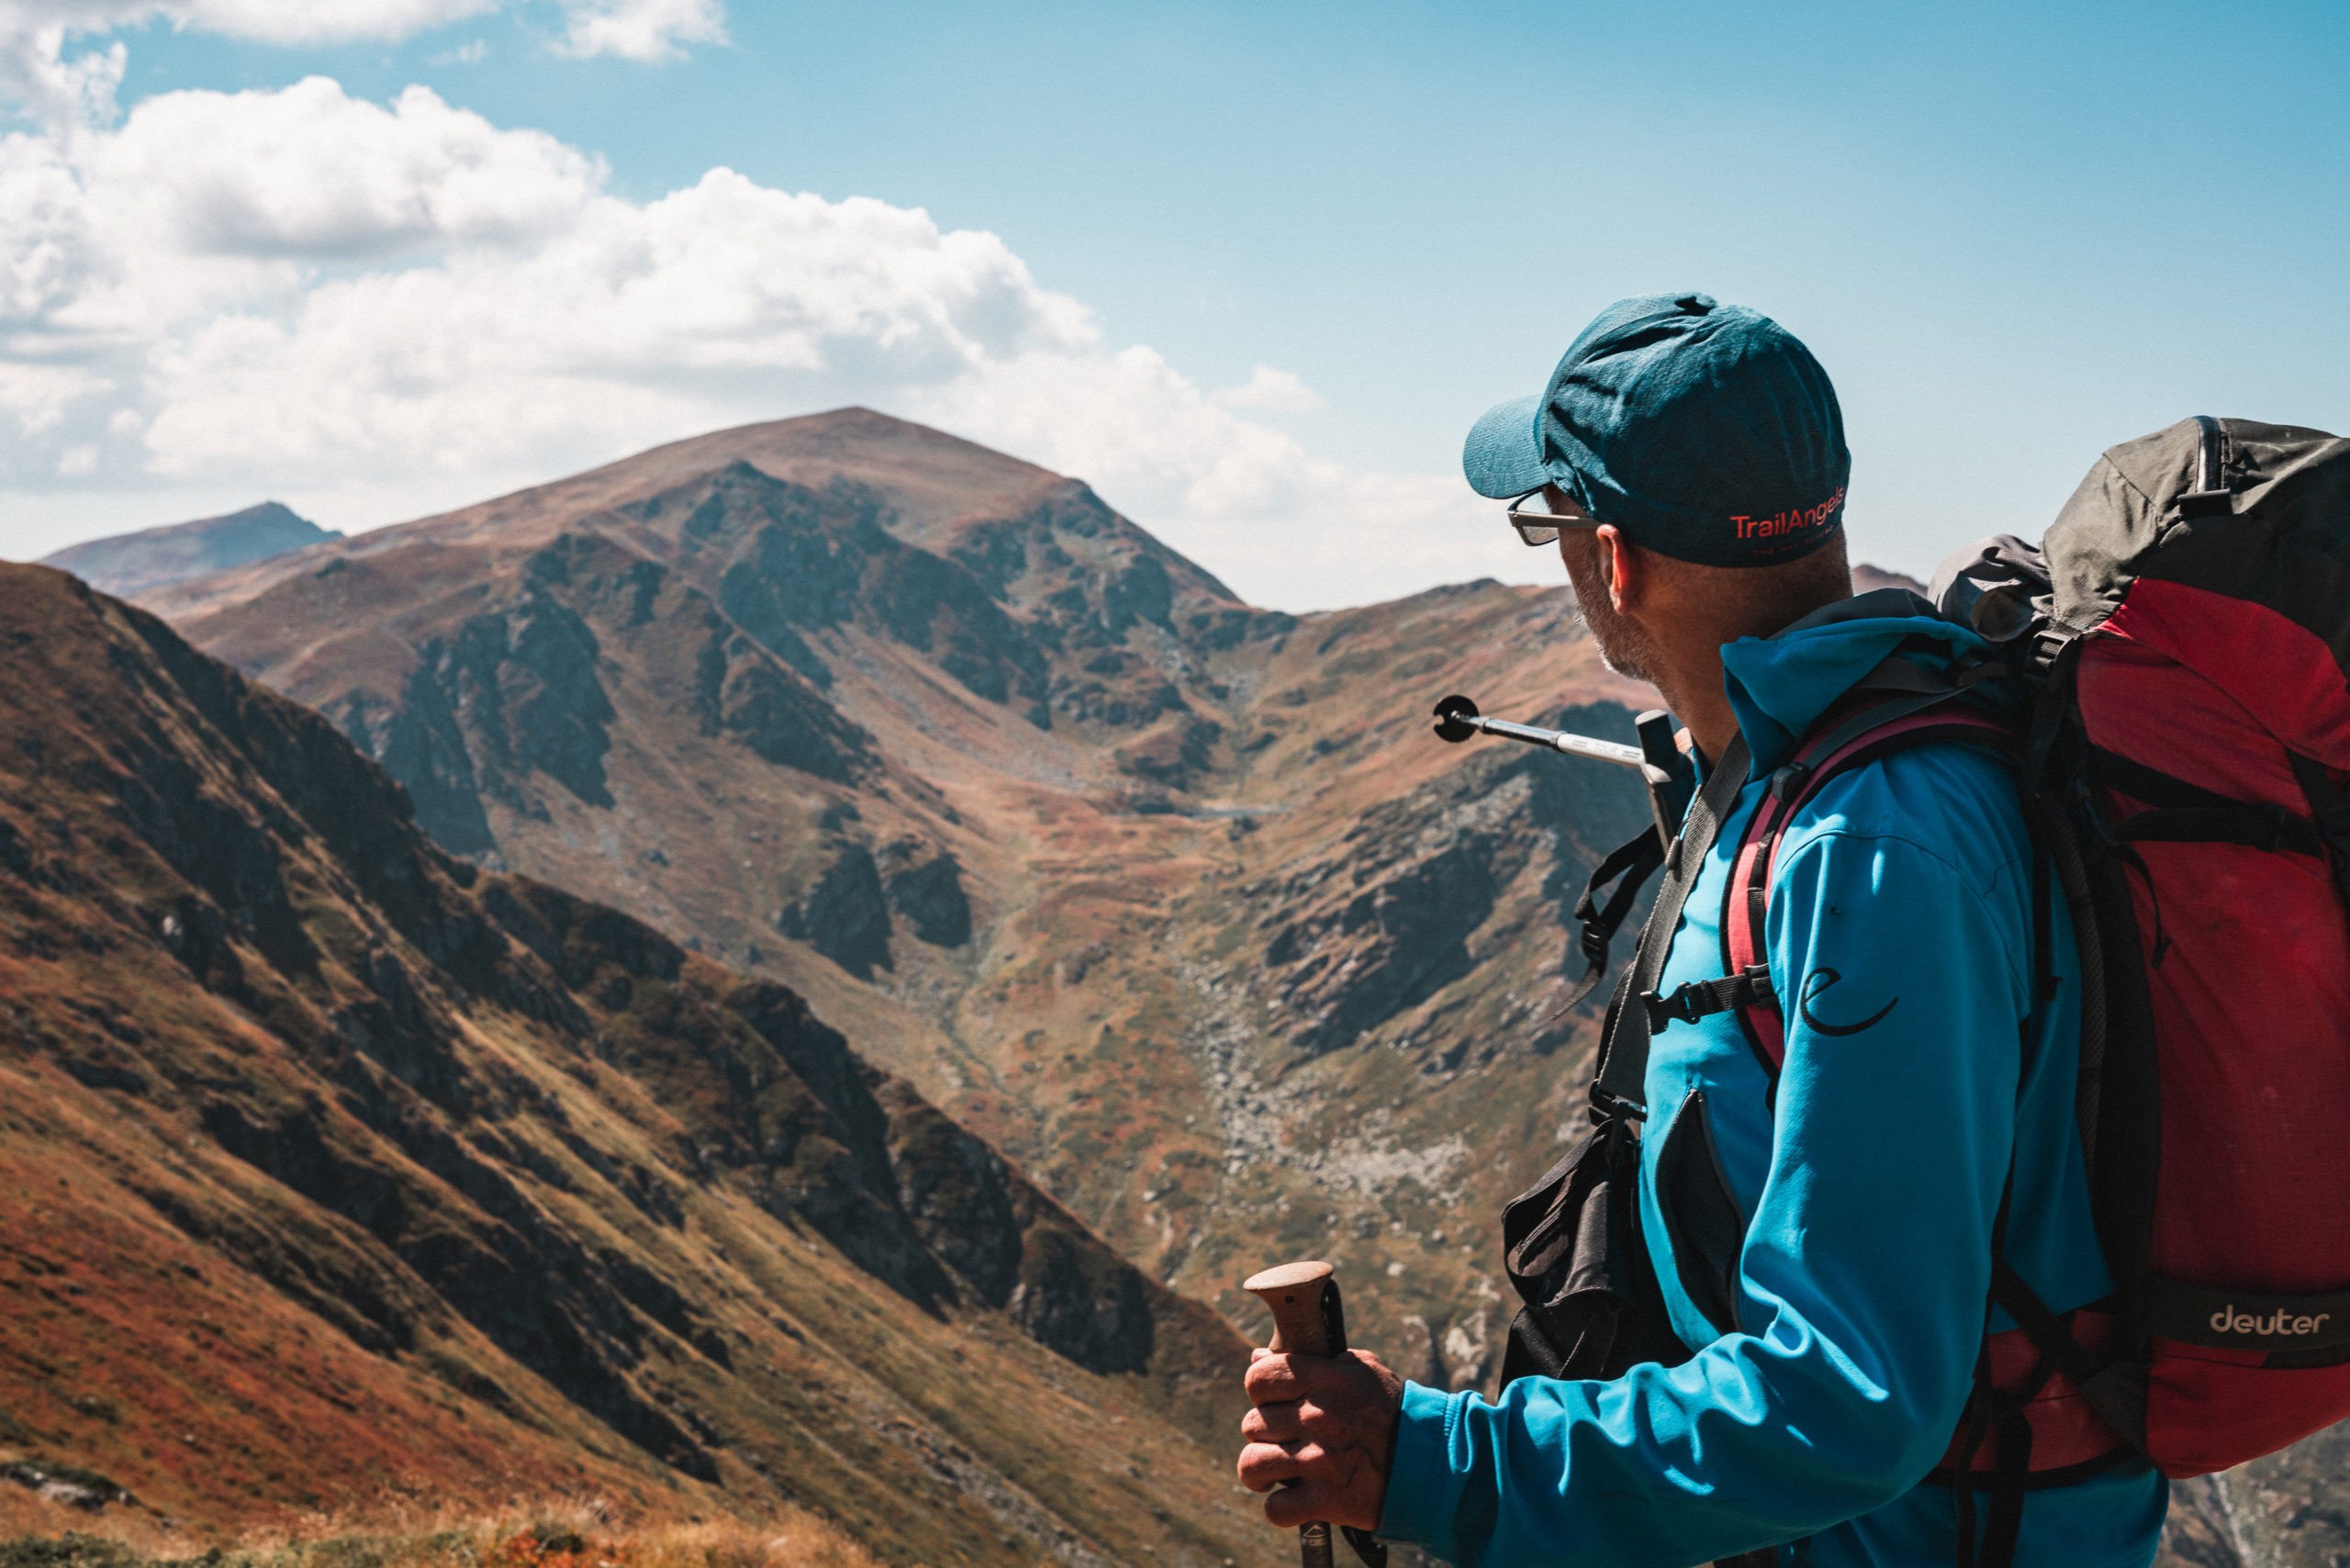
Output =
[{"x1": 1377, "y1": 825, "x2": 2035, "y2": 1567}]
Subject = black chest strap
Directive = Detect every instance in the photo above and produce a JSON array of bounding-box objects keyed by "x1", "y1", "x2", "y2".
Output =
[{"x1": 1592, "y1": 732, "x2": 1753, "y2": 1121}]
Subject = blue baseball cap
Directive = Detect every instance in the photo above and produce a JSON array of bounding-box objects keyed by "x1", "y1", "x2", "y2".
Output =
[{"x1": 1461, "y1": 292, "x2": 1850, "y2": 567}]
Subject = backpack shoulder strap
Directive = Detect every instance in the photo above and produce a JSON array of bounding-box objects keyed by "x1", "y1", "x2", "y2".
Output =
[
  {"x1": 1618, "y1": 649, "x2": 2020, "y2": 1066},
  {"x1": 1590, "y1": 731, "x2": 1754, "y2": 1121},
  {"x1": 1704, "y1": 687, "x2": 2021, "y2": 1078}
]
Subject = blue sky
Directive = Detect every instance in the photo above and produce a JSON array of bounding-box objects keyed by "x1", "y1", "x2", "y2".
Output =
[{"x1": 6, "y1": 0, "x2": 2347, "y2": 606}]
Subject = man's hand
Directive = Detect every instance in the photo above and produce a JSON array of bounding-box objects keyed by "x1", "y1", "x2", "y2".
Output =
[{"x1": 1237, "y1": 1346, "x2": 1404, "y2": 1532}]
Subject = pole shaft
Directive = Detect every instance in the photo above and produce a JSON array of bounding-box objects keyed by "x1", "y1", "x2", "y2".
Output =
[{"x1": 1464, "y1": 714, "x2": 1648, "y2": 769}]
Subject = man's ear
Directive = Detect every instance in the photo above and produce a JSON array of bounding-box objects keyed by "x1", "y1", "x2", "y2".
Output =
[{"x1": 1597, "y1": 524, "x2": 1637, "y2": 613}]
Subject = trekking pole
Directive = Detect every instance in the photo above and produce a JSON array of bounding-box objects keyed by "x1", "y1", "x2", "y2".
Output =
[
  {"x1": 1432, "y1": 694, "x2": 1695, "y2": 853},
  {"x1": 1243, "y1": 1260, "x2": 1386, "y2": 1568}
]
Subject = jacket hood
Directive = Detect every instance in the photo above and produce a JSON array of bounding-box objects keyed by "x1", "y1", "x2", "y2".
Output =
[{"x1": 1720, "y1": 588, "x2": 1993, "y2": 775}]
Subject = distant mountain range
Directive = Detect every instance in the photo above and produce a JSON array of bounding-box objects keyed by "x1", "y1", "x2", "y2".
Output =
[
  {"x1": 0, "y1": 562, "x2": 1262, "y2": 1564},
  {"x1": 36, "y1": 501, "x2": 338, "y2": 600},
  {"x1": 34, "y1": 408, "x2": 2342, "y2": 1566},
  {"x1": 145, "y1": 408, "x2": 1666, "y2": 1399}
]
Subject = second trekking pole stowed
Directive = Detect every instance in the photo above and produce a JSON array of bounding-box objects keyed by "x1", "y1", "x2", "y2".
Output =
[
  {"x1": 1431, "y1": 693, "x2": 1695, "y2": 855},
  {"x1": 1432, "y1": 694, "x2": 1699, "y2": 1005}
]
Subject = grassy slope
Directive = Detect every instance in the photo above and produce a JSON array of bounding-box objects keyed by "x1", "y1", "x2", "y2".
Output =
[
  {"x1": 0, "y1": 563, "x2": 1271, "y2": 1568},
  {"x1": 0, "y1": 1493, "x2": 878, "y2": 1568}
]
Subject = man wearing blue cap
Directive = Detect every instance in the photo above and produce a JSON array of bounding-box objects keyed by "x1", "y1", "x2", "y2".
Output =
[{"x1": 1236, "y1": 295, "x2": 2167, "y2": 1566}]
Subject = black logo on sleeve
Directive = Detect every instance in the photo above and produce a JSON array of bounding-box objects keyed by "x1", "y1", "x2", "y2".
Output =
[{"x1": 1797, "y1": 968, "x2": 1899, "y2": 1036}]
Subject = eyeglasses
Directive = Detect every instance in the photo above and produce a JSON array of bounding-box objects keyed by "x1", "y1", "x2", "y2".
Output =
[{"x1": 1505, "y1": 488, "x2": 1600, "y2": 547}]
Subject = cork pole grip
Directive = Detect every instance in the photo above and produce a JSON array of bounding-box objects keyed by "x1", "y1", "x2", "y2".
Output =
[{"x1": 1244, "y1": 1260, "x2": 1340, "y2": 1568}]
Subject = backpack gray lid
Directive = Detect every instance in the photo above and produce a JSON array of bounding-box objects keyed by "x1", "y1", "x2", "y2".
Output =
[{"x1": 2042, "y1": 417, "x2": 2350, "y2": 657}]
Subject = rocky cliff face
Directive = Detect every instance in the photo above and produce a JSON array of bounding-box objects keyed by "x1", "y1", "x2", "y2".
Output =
[{"x1": 0, "y1": 562, "x2": 1262, "y2": 1566}]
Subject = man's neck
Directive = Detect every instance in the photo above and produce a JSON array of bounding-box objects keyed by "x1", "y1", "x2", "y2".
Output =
[
  {"x1": 1651, "y1": 651, "x2": 1740, "y2": 767},
  {"x1": 1646, "y1": 588, "x2": 1850, "y2": 764}
]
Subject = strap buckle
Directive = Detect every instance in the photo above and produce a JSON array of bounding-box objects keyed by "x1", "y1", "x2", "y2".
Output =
[
  {"x1": 1641, "y1": 962, "x2": 1775, "y2": 1034},
  {"x1": 2024, "y1": 626, "x2": 2074, "y2": 678},
  {"x1": 1588, "y1": 1083, "x2": 1648, "y2": 1123},
  {"x1": 1641, "y1": 984, "x2": 1709, "y2": 1031}
]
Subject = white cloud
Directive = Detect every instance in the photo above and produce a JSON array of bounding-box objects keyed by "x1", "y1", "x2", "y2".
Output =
[
  {"x1": 0, "y1": 363, "x2": 113, "y2": 437},
  {"x1": 554, "y1": 0, "x2": 722, "y2": 62},
  {"x1": 1215, "y1": 364, "x2": 1326, "y2": 413},
  {"x1": 0, "y1": 67, "x2": 1505, "y2": 610},
  {"x1": 176, "y1": 0, "x2": 502, "y2": 44},
  {"x1": 0, "y1": 0, "x2": 504, "y2": 56},
  {"x1": 0, "y1": 20, "x2": 125, "y2": 127},
  {"x1": 91, "y1": 77, "x2": 604, "y2": 258},
  {"x1": 920, "y1": 348, "x2": 1492, "y2": 607},
  {"x1": 0, "y1": 0, "x2": 724, "y2": 110}
]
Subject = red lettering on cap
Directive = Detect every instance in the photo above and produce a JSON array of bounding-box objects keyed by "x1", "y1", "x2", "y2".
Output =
[{"x1": 1730, "y1": 486, "x2": 1845, "y2": 541}]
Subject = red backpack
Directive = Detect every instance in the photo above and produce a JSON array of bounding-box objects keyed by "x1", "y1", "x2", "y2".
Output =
[{"x1": 1714, "y1": 418, "x2": 2350, "y2": 1520}]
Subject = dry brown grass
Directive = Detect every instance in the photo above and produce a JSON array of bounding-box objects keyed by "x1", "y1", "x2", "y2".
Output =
[{"x1": 0, "y1": 1491, "x2": 880, "y2": 1568}]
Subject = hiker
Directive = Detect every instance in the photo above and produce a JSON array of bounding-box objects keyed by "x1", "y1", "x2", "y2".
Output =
[{"x1": 1236, "y1": 293, "x2": 2167, "y2": 1566}]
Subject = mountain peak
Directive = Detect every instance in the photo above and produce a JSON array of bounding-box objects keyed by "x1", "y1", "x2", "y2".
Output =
[
  {"x1": 146, "y1": 408, "x2": 1226, "y2": 622},
  {"x1": 37, "y1": 500, "x2": 336, "y2": 601},
  {"x1": 589, "y1": 406, "x2": 1076, "y2": 544}
]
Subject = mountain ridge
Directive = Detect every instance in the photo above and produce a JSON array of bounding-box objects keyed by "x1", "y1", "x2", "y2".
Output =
[
  {"x1": 140, "y1": 409, "x2": 1239, "y2": 625},
  {"x1": 149, "y1": 408, "x2": 1689, "y2": 1384}
]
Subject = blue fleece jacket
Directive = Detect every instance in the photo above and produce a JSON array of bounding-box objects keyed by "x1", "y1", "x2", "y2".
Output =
[{"x1": 1377, "y1": 614, "x2": 2168, "y2": 1567}]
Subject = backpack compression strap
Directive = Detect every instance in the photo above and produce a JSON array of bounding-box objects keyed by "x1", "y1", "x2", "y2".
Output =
[
  {"x1": 1566, "y1": 827, "x2": 1669, "y2": 1009},
  {"x1": 2092, "y1": 745, "x2": 2337, "y2": 859}
]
